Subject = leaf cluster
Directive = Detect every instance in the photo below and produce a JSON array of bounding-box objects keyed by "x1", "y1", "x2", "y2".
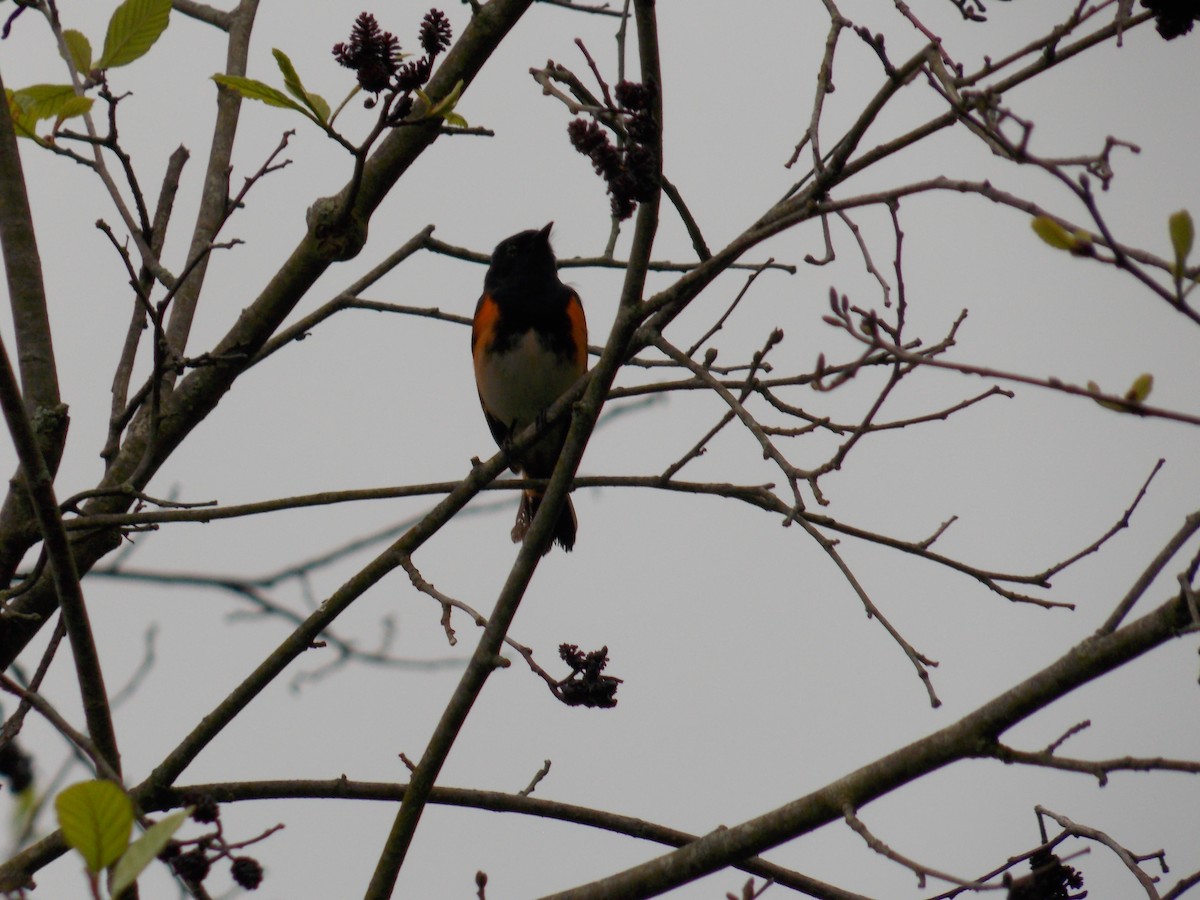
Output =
[
  {"x1": 213, "y1": 8, "x2": 465, "y2": 150},
  {"x1": 56, "y1": 780, "x2": 189, "y2": 898},
  {"x1": 6, "y1": 0, "x2": 170, "y2": 142}
]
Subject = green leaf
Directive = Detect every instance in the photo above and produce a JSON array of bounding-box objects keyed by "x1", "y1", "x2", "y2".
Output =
[
  {"x1": 6, "y1": 90, "x2": 42, "y2": 140},
  {"x1": 6, "y1": 89, "x2": 35, "y2": 137},
  {"x1": 55, "y1": 781, "x2": 134, "y2": 873},
  {"x1": 1169, "y1": 210, "x2": 1194, "y2": 273},
  {"x1": 1086, "y1": 380, "x2": 1126, "y2": 412},
  {"x1": 425, "y1": 79, "x2": 466, "y2": 123},
  {"x1": 11, "y1": 84, "x2": 91, "y2": 124},
  {"x1": 1125, "y1": 373, "x2": 1153, "y2": 404},
  {"x1": 54, "y1": 95, "x2": 95, "y2": 126},
  {"x1": 98, "y1": 0, "x2": 171, "y2": 69},
  {"x1": 442, "y1": 111, "x2": 468, "y2": 129},
  {"x1": 63, "y1": 30, "x2": 93, "y2": 73},
  {"x1": 309, "y1": 94, "x2": 330, "y2": 123},
  {"x1": 1087, "y1": 376, "x2": 1153, "y2": 412},
  {"x1": 272, "y1": 48, "x2": 330, "y2": 123},
  {"x1": 212, "y1": 74, "x2": 313, "y2": 118},
  {"x1": 109, "y1": 808, "x2": 191, "y2": 896},
  {"x1": 1031, "y1": 216, "x2": 1076, "y2": 251}
]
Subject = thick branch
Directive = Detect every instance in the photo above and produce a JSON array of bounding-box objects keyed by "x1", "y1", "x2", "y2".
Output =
[
  {"x1": 0, "y1": 65, "x2": 67, "y2": 584},
  {"x1": 0, "y1": 68, "x2": 60, "y2": 421}
]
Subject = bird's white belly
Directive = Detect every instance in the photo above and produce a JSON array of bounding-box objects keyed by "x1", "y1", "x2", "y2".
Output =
[{"x1": 478, "y1": 331, "x2": 579, "y2": 431}]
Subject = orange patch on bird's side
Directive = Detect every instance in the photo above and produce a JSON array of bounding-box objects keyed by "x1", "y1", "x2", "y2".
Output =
[
  {"x1": 472, "y1": 294, "x2": 501, "y2": 376},
  {"x1": 566, "y1": 293, "x2": 588, "y2": 370}
]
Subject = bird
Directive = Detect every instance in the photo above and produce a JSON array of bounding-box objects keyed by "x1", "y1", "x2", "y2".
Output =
[{"x1": 471, "y1": 223, "x2": 588, "y2": 553}]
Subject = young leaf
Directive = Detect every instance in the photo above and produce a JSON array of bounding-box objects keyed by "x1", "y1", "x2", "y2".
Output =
[
  {"x1": 212, "y1": 74, "x2": 310, "y2": 117},
  {"x1": 98, "y1": 0, "x2": 171, "y2": 69},
  {"x1": 1031, "y1": 216, "x2": 1077, "y2": 251},
  {"x1": 1169, "y1": 210, "x2": 1194, "y2": 271},
  {"x1": 108, "y1": 808, "x2": 191, "y2": 896},
  {"x1": 1087, "y1": 377, "x2": 1152, "y2": 412},
  {"x1": 55, "y1": 781, "x2": 134, "y2": 873},
  {"x1": 424, "y1": 79, "x2": 466, "y2": 124},
  {"x1": 272, "y1": 49, "x2": 330, "y2": 124},
  {"x1": 1125, "y1": 373, "x2": 1154, "y2": 404},
  {"x1": 5, "y1": 91, "x2": 41, "y2": 141},
  {"x1": 54, "y1": 95, "x2": 95, "y2": 127},
  {"x1": 11, "y1": 84, "x2": 92, "y2": 124},
  {"x1": 63, "y1": 30, "x2": 93, "y2": 74},
  {"x1": 1085, "y1": 380, "x2": 1122, "y2": 411}
]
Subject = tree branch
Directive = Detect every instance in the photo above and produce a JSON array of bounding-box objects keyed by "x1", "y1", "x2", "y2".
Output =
[
  {"x1": 0, "y1": 65, "x2": 67, "y2": 585},
  {"x1": 0, "y1": 334, "x2": 121, "y2": 777}
]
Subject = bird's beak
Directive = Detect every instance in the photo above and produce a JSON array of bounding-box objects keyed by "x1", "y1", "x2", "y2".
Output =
[{"x1": 540, "y1": 221, "x2": 554, "y2": 240}]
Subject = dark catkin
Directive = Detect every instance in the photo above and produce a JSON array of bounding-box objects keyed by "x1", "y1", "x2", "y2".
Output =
[
  {"x1": 567, "y1": 79, "x2": 658, "y2": 221},
  {"x1": 333, "y1": 9, "x2": 452, "y2": 102},
  {"x1": 1140, "y1": 0, "x2": 1200, "y2": 38},
  {"x1": 231, "y1": 856, "x2": 265, "y2": 891},
  {"x1": 420, "y1": 9, "x2": 453, "y2": 55},
  {"x1": 332, "y1": 13, "x2": 400, "y2": 93}
]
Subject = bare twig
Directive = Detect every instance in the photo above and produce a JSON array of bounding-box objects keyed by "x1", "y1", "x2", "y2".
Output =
[
  {"x1": 988, "y1": 741, "x2": 1200, "y2": 787},
  {"x1": 0, "y1": 615, "x2": 66, "y2": 751},
  {"x1": 519, "y1": 760, "x2": 552, "y2": 797},
  {"x1": 1101, "y1": 511, "x2": 1200, "y2": 633},
  {"x1": 0, "y1": 675, "x2": 121, "y2": 784},
  {"x1": 1037, "y1": 806, "x2": 1162, "y2": 897},
  {"x1": 844, "y1": 805, "x2": 984, "y2": 891}
]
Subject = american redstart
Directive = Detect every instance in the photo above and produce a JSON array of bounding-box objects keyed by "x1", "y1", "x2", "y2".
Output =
[{"x1": 471, "y1": 223, "x2": 588, "y2": 553}]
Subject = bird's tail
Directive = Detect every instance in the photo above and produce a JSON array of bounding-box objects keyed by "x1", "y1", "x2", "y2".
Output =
[{"x1": 511, "y1": 490, "x2": 577, "y2": 553}]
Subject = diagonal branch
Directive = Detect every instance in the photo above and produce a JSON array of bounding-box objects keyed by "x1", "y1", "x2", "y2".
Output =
[
  {"x1": 171, "y1": 0, "x2": 231, "y2": 30},
  {"x1": 159, "y1": 0, "x2": 261, "y2": 385},
  {"x1": 0, "y1": 334, "x2": 121, "y2": 777}
]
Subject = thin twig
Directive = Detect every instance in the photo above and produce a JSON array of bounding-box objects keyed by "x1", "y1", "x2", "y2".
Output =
[
  {"x1": 0, "y1": 675, "x2": 121, "y2": 784},
  {"x1": 1037, "y1": 806, "x2": 1162, "y2": 898},
  {"x1": 844, "y1": 805, "x2": 984, "y2": 891},
  {"x1": 519, "y1": 760, "x2": 552, "y2": 797}
]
